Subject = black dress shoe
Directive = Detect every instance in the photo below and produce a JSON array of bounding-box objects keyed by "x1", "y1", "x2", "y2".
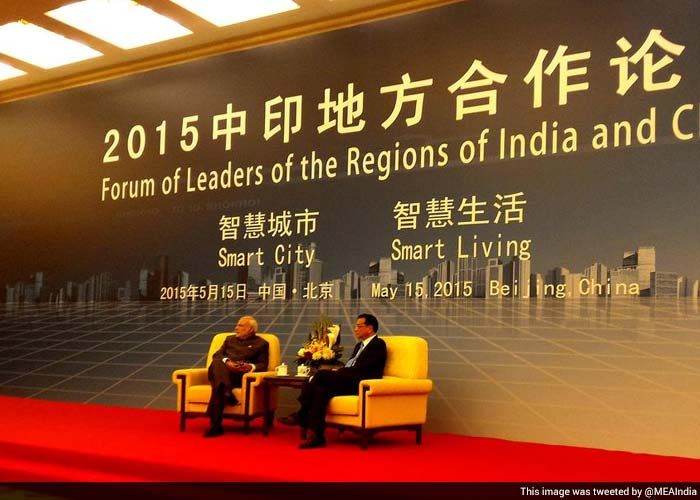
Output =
[
  {"x1": 226, "y1": 395, "x2": 239, "y2": 406},
  {"x1": 203, "y1": 426, "x2": 224, "y2": 438},
  {"x1": 299, "y1": 435, "x2": 326, "y2": 449}
]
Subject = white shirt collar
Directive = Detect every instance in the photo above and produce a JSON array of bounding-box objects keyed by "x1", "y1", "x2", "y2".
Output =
[{"x1": 360, "y1": 334, "x2": 377, "y2": 347}]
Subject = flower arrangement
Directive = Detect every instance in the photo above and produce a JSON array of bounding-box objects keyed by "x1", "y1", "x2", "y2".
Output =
[{"x1": 296, "y1": 315, "x2": 343, "y2": 367}]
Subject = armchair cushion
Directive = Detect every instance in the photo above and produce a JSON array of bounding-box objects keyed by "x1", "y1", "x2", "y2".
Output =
[
  {"x1": 186, "y1": 385, "x2": 241, "y2": 404},
  {"x1": 327, "y1": 395, "x2": 359, "y2": 416}
]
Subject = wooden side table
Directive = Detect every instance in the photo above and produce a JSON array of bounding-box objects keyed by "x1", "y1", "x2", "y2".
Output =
[{"x1": 262, "y1": 375, "x2": 309, "y2": 436}]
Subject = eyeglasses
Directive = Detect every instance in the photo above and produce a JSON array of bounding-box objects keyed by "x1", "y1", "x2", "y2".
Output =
[{"x1": 354, "y1": 322, "x2": 368, "y2": 329}]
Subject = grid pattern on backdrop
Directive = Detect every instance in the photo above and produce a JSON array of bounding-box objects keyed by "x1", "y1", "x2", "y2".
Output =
[{"x1": 1, "y1": 298, "x2": 699, "y2": 458}]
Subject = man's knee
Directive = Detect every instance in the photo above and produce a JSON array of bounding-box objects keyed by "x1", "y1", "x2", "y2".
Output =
[{"x1": 311, "y1": 369, "x2": 336, "y2": 386}]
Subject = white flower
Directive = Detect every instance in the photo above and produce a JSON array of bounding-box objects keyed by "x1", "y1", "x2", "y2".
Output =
[
  {"x1": 311, "y1": 352, "x2": 322, "y2": 361},
  {"x1": 297, "y1": 348, "x2": 306, "y2": 357},
  {"x1": 327, "y1": 324, "x2": 340, "y2": 348},
  {"x1": 321, "y1": 347, "x2": 335, "y2": 360}
]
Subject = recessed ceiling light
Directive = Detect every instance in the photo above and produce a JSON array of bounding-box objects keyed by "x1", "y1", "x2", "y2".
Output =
[
  {"x1": 0, "y1": 21, "x2": 102, "y2": 69},
  {"x1": 47, "y1": 0, "x2": 192, "y2": 50},
  {"x1": 169, "y1": 0, "x2": 299, "y2": 27},
  {"x1": 0, "y1": 62, "x2": 27, "y2": 81}
]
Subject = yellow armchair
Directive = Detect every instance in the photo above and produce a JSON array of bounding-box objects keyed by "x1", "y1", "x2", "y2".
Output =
[
  {"x1": 172, "y1": 332, "x2": 280, "y2": 433},
  {"x1": 325, "y1": 335, "x2": 432, "y2": 448}
]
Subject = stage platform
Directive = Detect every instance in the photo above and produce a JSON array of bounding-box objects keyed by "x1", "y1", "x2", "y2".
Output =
[{"x1": 1, "y1": 396, "x2": 699, "y2": 482}]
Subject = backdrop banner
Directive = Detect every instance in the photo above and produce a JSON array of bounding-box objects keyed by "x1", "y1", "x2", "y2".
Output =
[{"x1": 1, "y1": 0, "x2": 699, "y2": 457}]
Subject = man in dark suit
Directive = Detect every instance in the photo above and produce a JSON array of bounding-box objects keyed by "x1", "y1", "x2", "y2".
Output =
[
  {"x1": 204, "y1": 315, "x2": 269, "y2": 438},
  {"x1": 281, "y1": 313, "x2": 387, "y2": 449}
]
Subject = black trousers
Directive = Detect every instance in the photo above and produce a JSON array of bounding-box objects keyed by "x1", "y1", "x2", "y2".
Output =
[
  {"x1": 206, "y1": 361, "x2": 244, "y2": 427},
  {"x1": 298, "y1": 369, "x2": 360, "y2": 437}
]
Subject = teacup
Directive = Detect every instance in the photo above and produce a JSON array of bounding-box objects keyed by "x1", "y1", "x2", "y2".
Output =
[
  {"x1": 296, "y1": 365, "x2": 311, "y2": 377},
  {"x1": 276, "y1": 363, "x2": 288, "y2": 376}
]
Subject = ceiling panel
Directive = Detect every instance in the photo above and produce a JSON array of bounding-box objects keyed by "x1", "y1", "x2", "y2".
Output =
[{"x1": 0, "y1": 0, "x2": 459, "y2": 103}]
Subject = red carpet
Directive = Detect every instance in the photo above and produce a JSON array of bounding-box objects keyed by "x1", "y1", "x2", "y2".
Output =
[{"x1": 0, "y1": 395, "x2": 699, "y2": 482}]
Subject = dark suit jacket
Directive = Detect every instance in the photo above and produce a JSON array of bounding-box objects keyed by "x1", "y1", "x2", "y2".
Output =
[
  {"x1": 211, "y1": 334, "x2": 269, "y2": 373},
  {"x1": 337, "y1": 335, "x2": 387, "y2": 383}
]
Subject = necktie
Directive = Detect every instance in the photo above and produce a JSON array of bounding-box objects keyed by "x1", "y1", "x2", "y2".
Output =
[{"x1": 345, "y1": 342, "x2": 365, "y2": 367}]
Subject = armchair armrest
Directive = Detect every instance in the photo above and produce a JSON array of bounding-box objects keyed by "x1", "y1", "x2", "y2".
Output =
[
  {"x1": 240, "y1": 370, "x2": 275, "y2": 391},
  {"x1": 243, "y1": 370, "x2": 276, "y2": 382},
  {"x1": 360, "y1": 377, "x2": 433, "y2": 396},
  {"x1": 239, "y1": 371, "x2": 277, "y2": 415},
  {"x1": 172, "y1": 368, "x2": 208, "y2": 386},
  {"x1": 172, "y1": 368, "x2": 208, "y2": 414}
]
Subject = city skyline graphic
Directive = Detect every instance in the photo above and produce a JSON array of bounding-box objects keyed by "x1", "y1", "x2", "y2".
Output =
[{"x1": 5, "y1": 241, "x2": 699, "y2": 304}]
